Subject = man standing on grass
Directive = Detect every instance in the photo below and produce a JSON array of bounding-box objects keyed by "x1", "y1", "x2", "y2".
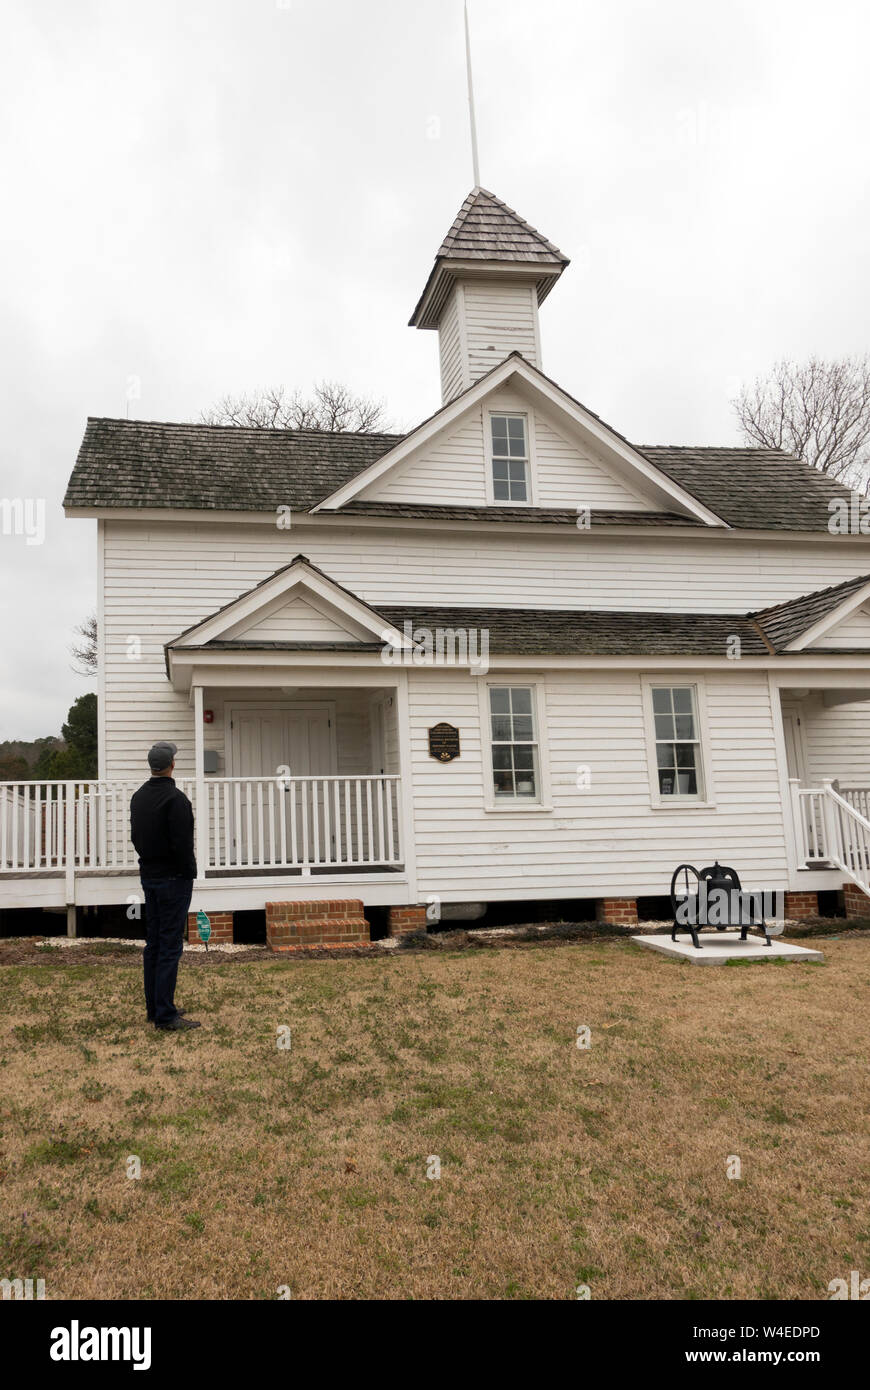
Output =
[{"x1": 130, "y1": 742, "x2": 201, "y2": 1032}]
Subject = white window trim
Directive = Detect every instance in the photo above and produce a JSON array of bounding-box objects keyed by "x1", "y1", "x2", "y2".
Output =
[
  {"x1": 477, "y1": 676, "x2": 552, "y2": 812},
  {"x1": 640, "y1": 676, "x2": 716, "y2": 810},
  {"x1": 484, "y1": 408, "x2": 537, "y2": 507}
]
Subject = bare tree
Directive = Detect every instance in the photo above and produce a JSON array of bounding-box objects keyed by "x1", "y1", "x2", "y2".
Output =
[
  {"x1": 732, "y1": 356, "x2": 870, "y2": 488},
  {"x1": 71, "y1": 613, "x2": 98, "y2": 677},
  {"x1": 200, "y1": 381, "x2": 389, "y2": 433}
]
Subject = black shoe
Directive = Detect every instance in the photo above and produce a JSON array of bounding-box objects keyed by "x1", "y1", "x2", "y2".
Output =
[
  {"x1": 147, "y1": 1008, "x2": 186, "y2": 1024},
  {"x1": 156, "y1": 1016, "x2": 201, "y2": 1031}
]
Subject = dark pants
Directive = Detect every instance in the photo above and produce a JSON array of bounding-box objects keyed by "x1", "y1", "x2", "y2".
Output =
[{"x1": 141, "y1": 878, "x2": 193, "y2": 1025}]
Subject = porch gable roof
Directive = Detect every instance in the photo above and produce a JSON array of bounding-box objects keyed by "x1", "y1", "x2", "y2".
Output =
[
  {"x1": 165, "y1": 555, "x2": 413, "y2": 671},
  {"x1": 751, "y1": 573, "x2": 870, "y2": 651}
]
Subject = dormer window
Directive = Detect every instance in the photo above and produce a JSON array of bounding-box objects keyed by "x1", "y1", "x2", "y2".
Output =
[{"x1": 490, "y1": 414, "x2": 529, "y2": 502}]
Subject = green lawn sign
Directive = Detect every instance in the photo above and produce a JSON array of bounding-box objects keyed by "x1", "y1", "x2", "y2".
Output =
[{"x1": 196, "y1": 910, "x2": 211, "y2": 949}]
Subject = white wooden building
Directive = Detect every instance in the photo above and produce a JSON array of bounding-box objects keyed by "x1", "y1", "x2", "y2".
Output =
[{"x1": 5, "y1": 187, "x2": 870, "y2": 940}]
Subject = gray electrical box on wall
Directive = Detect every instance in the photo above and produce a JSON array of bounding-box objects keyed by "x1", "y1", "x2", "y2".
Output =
[{"x1": 203, "y1": 750, "x2": 219, "y2": 773}]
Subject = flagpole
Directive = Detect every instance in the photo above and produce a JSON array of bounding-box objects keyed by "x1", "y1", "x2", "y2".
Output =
[{"x1": 464, "y1": 1, "x2": 481, "y2": 187}]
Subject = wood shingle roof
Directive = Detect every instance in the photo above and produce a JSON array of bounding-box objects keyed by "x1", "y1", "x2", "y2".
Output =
[
  {"x1": 751, "y1": 573, "x2": 870, "y2": 650},
  {"x1": 409, "y1": 188, "x2": 569, "y2": 327},
  {"x1": 435, "y1": 188, "x2": 569, "y2": 266},
  {"x1": 64, "y1": 417, "x2": 857, "y2": 533}
]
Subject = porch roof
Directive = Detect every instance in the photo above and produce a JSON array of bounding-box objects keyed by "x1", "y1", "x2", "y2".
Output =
[
  {"x1": 171, "y1": 603, "x2": 774, "y2": 658},
  {"x1": 376, "y1": 607, "x2": 771, "y2": 655},
  {"x1": 751, "y1": 573, "x2": 870, "y2": 650}
]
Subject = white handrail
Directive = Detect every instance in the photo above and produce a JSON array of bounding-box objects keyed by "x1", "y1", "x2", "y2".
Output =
[
  {"x1": 794, "y1": 779, "x2": 870, "y2": 894},
  {"x1": 837, "y1": 784, "x2": 870, "y2": 821}
]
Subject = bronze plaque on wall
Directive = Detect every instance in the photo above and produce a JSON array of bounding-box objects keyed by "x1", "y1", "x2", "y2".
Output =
[{"x1": 428, "y1": 722, "x2": 460, "y2": 762}]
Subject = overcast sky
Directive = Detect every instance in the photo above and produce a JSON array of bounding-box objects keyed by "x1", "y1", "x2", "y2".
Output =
[{"x1": 1, "y1": 0, "x2": 869, "y2": 741}]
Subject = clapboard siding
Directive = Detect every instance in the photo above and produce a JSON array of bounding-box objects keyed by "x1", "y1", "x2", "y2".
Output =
[
  {"x1": 801, "y1": 695, "x2": 870, "y2": 784},
  {"x1": 463, "y1": 282, "x2": 539, "y2": 380},
  {"x1": 813, "y1": 604, "x2": 870, "y2": 648},
  {"x1": 438, "y1": 287, "x2": 465, "y2": 403},
  {"x1": 369, "y1": 416, "x2": 488, "y2": 504},
  {"x1": 403, "y1": 667, "x2": 789, "y2": 900},
  {"x1": 103, "y1": 518, "x2": 870, "y2": 614},
  {"x1": 533, "y1": 416, "x2": 655, "y2": 510},
  {"x1": 233, "y1": 596, "x2": 361, "y2": 642}
]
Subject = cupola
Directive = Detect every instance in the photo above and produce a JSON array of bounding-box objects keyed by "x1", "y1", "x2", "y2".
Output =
[{"x1": 410, "y1": 187, "x2": 569, "y2": 402}]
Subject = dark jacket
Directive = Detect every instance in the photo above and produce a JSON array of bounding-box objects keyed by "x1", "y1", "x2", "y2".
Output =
[{"x1": 130, "y1": 776, "x2": 197, "y2": 880}]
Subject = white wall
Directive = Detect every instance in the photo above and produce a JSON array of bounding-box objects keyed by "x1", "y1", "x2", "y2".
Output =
[
  {"x1": 404, "y1": 666, "x2": 789, "y2": 901},
  {"x1": 813, "y1": 604, "x2": 870, "y2": 649},
  {"x1": 436, "y1": 281, "x2": 540, "y2": 399},
  {"x1": 799, "y1": 694, "x2": 870, "y2": 784},
  {"x1": 100, "y1": 514, "x2": 870, "y2": 783},
  {"x1": 462, "y1": 281, "x2": 539, "y2": 380},
  {"x1": 437, "y1": 287, "x2": 465, "y2": 403}
]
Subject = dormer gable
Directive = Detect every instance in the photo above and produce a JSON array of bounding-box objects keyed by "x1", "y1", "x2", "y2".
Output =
[{"x1": 312, "y1": 356, "x2": 727, "y2": 526}]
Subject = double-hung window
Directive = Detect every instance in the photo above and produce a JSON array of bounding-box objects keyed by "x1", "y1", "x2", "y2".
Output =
[
  {"x1": 490, "y1": 414, "x2": 529, "y2": 502},
  {"x1": 650, "y1": 685, "x2": 704, "y2": 799},
  {"x1": 489, "y1": 686, "x2": 539, "y2": 798}
]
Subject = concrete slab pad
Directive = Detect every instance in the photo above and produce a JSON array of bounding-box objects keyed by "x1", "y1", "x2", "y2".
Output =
[{"x1": 633, "y1": 931, "x2": 824, "y2": 965}]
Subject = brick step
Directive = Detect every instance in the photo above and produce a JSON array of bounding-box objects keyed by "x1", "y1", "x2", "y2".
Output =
[{"x1": 266, "y1": 899, "x2": 370, "y2": 950}]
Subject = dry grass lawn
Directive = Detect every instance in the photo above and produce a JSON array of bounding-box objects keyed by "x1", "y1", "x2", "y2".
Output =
[{"x1": 0, "y1": 934, "x2": 868, "y2": 1300}]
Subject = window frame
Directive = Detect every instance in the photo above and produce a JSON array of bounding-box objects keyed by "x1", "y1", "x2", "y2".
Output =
[
  {"x1": 485, "y1": 409, "x2": 535, "y2": 507},
  {"x1": 641, "y1": 676, "x2": 715, "y2": 809},
  {"x1": 478, "y1": 677, "x2": 552, "y2": 812}
]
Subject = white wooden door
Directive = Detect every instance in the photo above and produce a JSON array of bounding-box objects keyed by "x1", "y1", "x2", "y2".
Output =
[
  {"x1": 781, "y1": 706, "x2": 808, "y2": 785},
  {"x1": 229, "y1": 705, "x2": 335, "y2": 864}
]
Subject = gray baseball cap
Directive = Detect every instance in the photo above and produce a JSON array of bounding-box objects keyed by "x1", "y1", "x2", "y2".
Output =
[{"x1": 147, "y1": 741, "x2": 178, "y2": 770}]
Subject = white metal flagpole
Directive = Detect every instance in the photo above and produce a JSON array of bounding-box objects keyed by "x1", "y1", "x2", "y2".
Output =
[{"x1": 464, "y1": 0, "x2": 481, "y2": 188}]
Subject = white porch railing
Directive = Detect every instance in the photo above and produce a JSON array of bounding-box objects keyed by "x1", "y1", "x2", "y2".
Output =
[
  {"x1": 0, "y1": 780, "x2": 145, "y2": 872},
  {"x1": 205, "y1": 776, "x2": 402, "y2": 872},
  {"x1": 0, "y1": 776, "x2": 402, "y2": 875},
  {"x1": 791, "y1": 779, "x2": 870, "y2": 894}
]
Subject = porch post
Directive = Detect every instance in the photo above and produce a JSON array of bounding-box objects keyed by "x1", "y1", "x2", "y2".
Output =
[
  {"x1": 789, "y1": 778, "x2": 806, "y2": 867},
  {"x1": 394, "y1": 670, "x2": 417, "y2": 903},
  {"x1": 64, "y1": 782, "x2": 77, "y2": 937},
  {"x1": 193, "y1": 684, "x2": 209, "y2": 879},
  {"x1": 821, "y1": 779, "x2": 841, "y2": 868},
  {"x1": 769, "y1": 674, "x2": 800, "y2": 888}
]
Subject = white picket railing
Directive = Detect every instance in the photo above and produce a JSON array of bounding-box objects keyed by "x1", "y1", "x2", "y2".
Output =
[
  {"x1": 792, "y1": 779, "x2": 870, "y2": 894},
  {"x1": 0, "y1": 781, "x2": 142, "y2": 872},
  {"x1": 0, "y1": 776, "x2": 402, "y2": 876},
  {"x1": 205, "y1": 775, "x2": 402, "y2": 872}
]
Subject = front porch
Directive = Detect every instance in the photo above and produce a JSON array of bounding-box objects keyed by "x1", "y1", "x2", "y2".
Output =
[
  {"x1": 186, "y1": 682, "x2": 404, "y2": 877},
  {"x1": 778, "y1": 678, "x2": 870, "y2": 903},
  {"x1": 0, "y1": 669, "x2": 417, "y2": 927},
  {"x1": 0, "y1": 768, "x2": 410, "y2": 917}
]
